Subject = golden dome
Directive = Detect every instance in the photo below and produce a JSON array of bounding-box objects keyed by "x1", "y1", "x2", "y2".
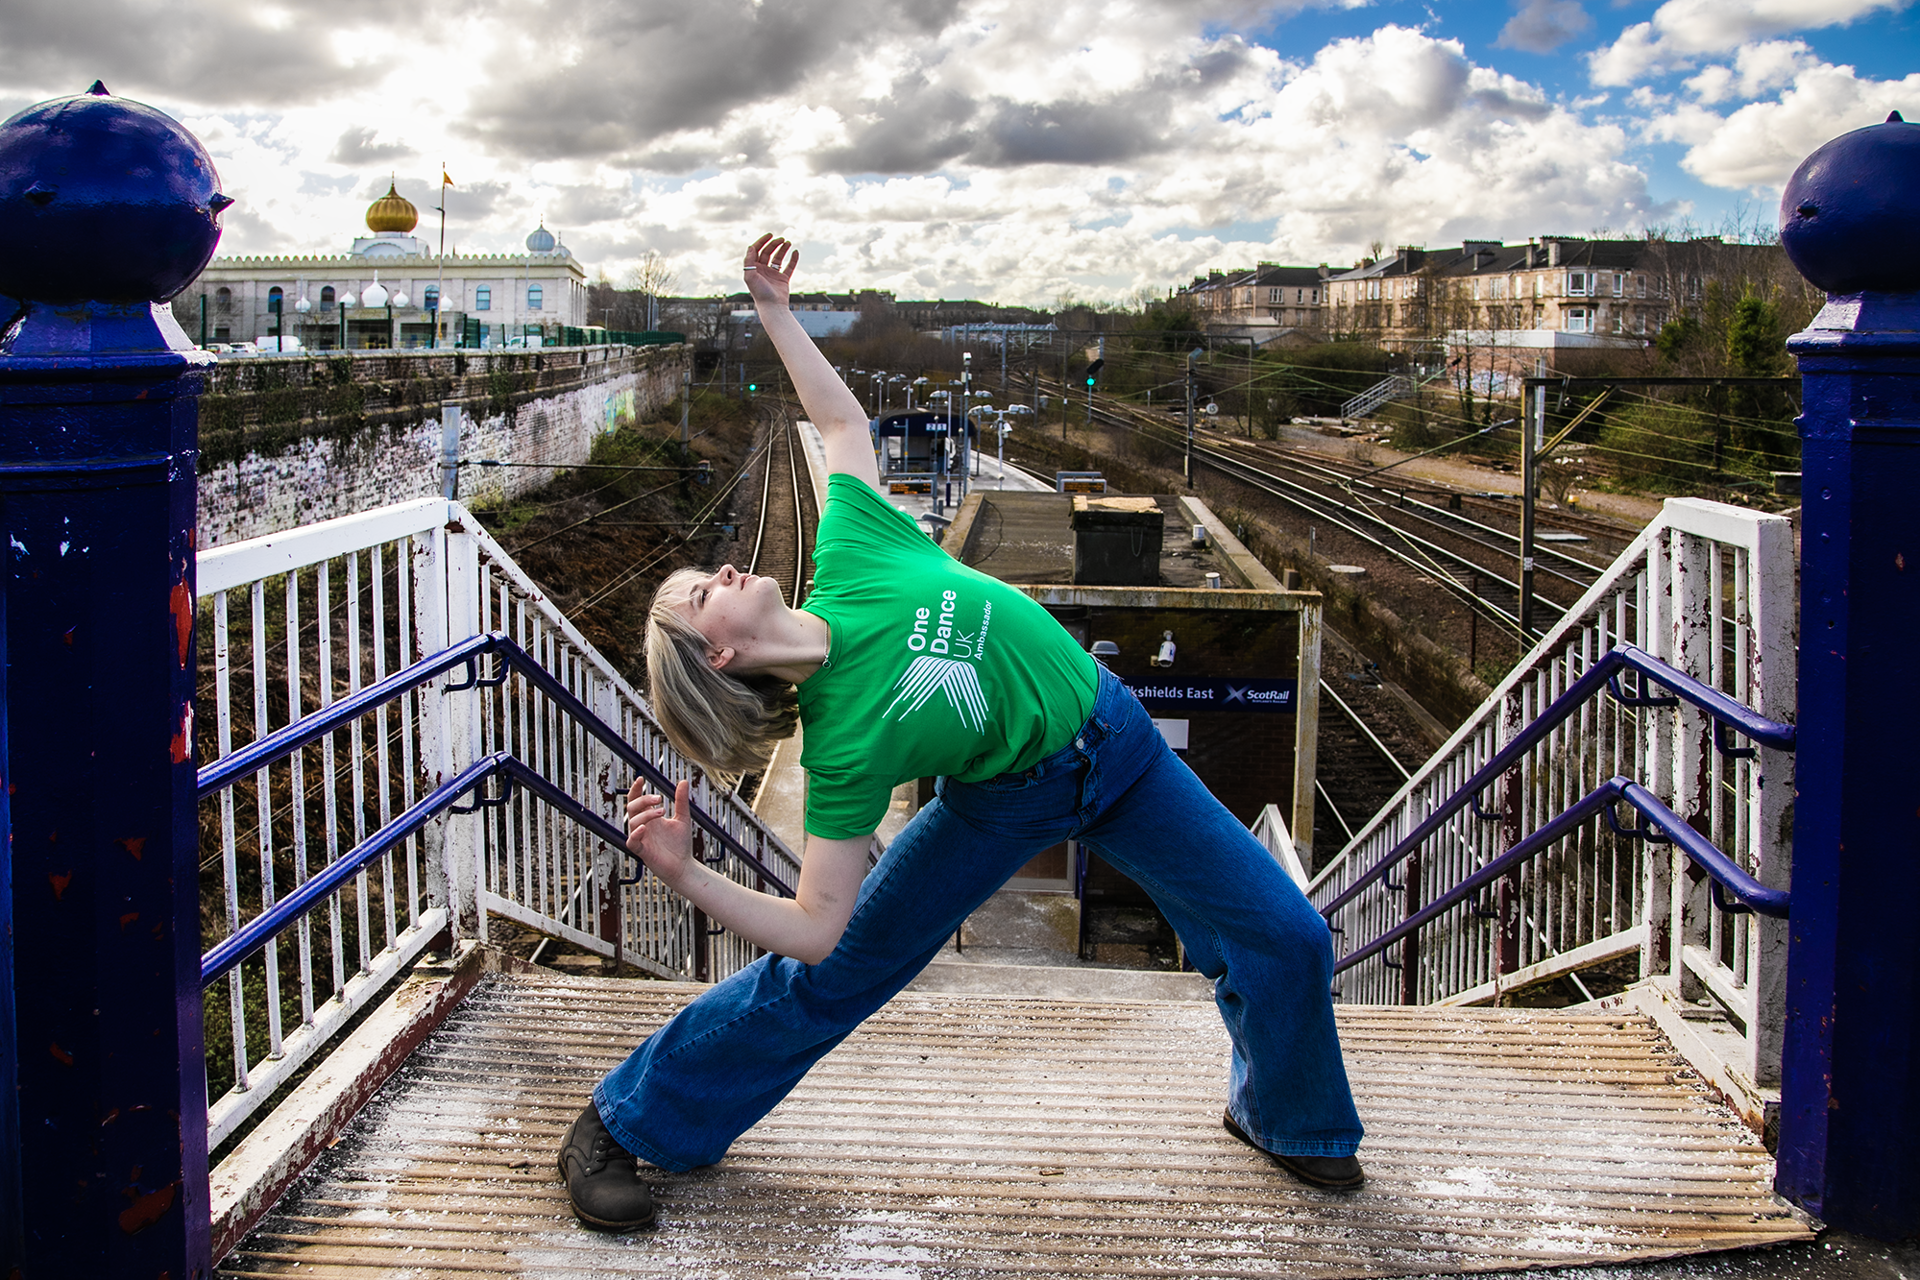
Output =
[{"x1": 365, "y1": 181, "x2": 419, "y2": 234}]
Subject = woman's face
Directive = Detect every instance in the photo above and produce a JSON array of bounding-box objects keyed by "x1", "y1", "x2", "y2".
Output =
[{"x1": 678, "y1": 564, "x2": 786, "y2": 668}]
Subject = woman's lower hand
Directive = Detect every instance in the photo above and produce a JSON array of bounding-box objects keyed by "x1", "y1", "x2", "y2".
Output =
[{"x1": 625, "y1": 776, "x2": 696, "y2": 886}]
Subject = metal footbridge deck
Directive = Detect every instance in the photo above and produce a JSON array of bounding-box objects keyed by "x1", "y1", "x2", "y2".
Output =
[{"x1": 218, "y1": 969, "x2": 1806, "y2": 1279}]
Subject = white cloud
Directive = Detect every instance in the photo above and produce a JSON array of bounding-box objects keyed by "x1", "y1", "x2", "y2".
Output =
[
  {"x1": 1675, "y1": 60, "x2": 1920, "y2": 189},
  {"x1": 0, "y1": 0, "x2": 1674, "y2": 305},
  {"x1": 1588, "y1": 0, "x2": 1910, "y2": 86},
  {"x1": 1684, "y1": 40, "x2": 1817, "y2": 103}
]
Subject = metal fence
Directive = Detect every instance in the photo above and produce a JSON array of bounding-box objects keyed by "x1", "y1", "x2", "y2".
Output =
[
  {"x1": 194, "y1": 497, "x2": 802, "y2": 1147},
  {"x1": 1307, "y1": 497, "x2": 1795, "y2": 1098}
]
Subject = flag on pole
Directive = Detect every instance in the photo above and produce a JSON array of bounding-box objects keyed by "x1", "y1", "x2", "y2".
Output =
[{"x1": 443, "y1": 169, "x2": 454, "y2": 186}]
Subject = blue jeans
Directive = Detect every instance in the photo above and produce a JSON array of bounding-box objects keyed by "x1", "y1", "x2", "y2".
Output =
[{"x1": 594, "y1": 667, "x2": 1364, "y2": 1168}]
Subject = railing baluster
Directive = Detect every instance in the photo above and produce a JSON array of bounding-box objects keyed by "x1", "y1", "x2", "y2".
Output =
[
  {"x1": 399, "y1": 537, "x2": 420, "y2": 928},
  {"x1": 346, "y1": 549, "x2": 371, "y2": 976},
  {"x1": 317, "y1": 559, "x2": 346, "y2": 997},
  {"x1": 286, "y1": 570, "x2": 315, "y2": 1028},
  {"x1": 372, "y1": 542, "x2": 396, "y2": 953},
  {"x1": 251, "y1": 581, "x2": 283, "y2": 1061},
  {"x1": 214, "y1": 591, "x2": 251, "y2": 1093}
]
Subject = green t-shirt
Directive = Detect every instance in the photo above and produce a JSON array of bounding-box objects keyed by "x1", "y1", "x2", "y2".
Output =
[{"x1": 797, "y1": 475, "x2": 1100, "y2": 839}]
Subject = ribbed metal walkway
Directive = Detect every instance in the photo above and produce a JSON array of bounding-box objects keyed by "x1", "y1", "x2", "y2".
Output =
[{"x1": 219, "y1": 973, "x2": 1808, "y2": 1279}]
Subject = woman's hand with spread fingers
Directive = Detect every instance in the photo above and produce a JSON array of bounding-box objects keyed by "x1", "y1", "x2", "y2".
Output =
[
  {"x1": 625, "y1": 776, "x2": 696, "y2": 888},
  {"x1": 743, "y1": 233, "x2": 798, "y2": 310}
]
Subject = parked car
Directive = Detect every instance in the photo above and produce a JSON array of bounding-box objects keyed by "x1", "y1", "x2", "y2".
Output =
[
  {"x1": 200, "y1": 343, "x2": 232, "y2": 354},
  {"x1": 253, "y1": 335, "x2": 303, "y2": 353},
  {"x1": 224, "y1": 341, "x2": 259, "y2": 357}
]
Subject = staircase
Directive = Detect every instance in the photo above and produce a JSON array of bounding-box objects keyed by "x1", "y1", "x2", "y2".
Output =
[{"x1": 1341, "y1": 373, "x2": 1442, "y2": 421}]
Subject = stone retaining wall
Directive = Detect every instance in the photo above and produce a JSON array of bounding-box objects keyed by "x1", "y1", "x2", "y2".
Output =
[{"x1": 195, "y1": 344, "x2": 689, "y2": 546}]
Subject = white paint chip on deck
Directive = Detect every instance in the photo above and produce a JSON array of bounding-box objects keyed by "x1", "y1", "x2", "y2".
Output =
[{"x1": 220, "y1": 973, "x2": 1809, "y2": 1279}]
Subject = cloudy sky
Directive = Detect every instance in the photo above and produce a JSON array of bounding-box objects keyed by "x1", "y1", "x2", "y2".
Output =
[{"x1": 2, "y1": 0, "x2": 1913, "y2": 304}]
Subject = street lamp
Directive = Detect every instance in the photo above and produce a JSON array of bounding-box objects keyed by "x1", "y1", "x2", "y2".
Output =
[
  {"x1": 294, "y1": 291, "x2": 311, "y2": 353},
  {"x1": 339, "y1": 291, "x2": 358, "y2": 351},
  {"x1": 392, "y1": 291, "x2": 411, "y2": 348}
]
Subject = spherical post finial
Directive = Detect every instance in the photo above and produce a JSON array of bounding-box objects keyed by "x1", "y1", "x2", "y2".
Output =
[
  {"x1": 1779, "y1": 112, "x2": 1920, "y2": 295},
  {"x1": 0, "y1": 86, "x2": 229, "y2": 308}
]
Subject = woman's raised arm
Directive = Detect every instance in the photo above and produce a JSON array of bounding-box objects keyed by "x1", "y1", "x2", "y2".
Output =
[{"x1": 743, "y1": 235, "x2": 882, "y2": 490}]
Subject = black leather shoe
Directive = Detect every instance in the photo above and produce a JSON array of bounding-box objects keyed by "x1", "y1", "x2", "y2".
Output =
[
  {"x1": 1223, "y1": 1109, "x2": 1366, "y2": 1190},
  {"x1": 558, "y1": 1102, "x2": 657, "y2": 1232}
]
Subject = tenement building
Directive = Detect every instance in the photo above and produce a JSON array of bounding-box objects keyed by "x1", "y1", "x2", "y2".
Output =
[
  {"x1": 1321, "y1": 234, "x2": 1776, "y2": 357},
  {"x1": 177, "y1": 181, "x2": 588, "y2": 349},
  {"x1": 1175, "y1": 263, "x2": 1331, "y2": 345}
]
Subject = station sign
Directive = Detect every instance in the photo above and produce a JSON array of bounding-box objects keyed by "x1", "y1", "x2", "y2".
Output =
[
  {"x1": 1056, "y1": 471, "x2": 1107, "y2": 493},
  {"x1": 1120, "y1": 676, "x2": 1298, "y2": 713}
]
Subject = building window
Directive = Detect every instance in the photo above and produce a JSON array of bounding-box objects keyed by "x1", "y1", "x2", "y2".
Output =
[
  {"x1": 1566, "y1": 271, "x2": 1589, "y2": 296},
  {"x1": 1565, "y1": 308, "x2": 1591, "y2": 333},
  {"x1": 1613, "y1": 272, "x2": 1626, "y2": 296},
  {"x1": 215, "y1": 286, "x2": 231, "y2": 313},
  {"x1": 1268, "y1": 288, "x2": 1280, "y2": 304},
  {"x1": 528, "y1": 284, "x2": 543, "y2": 310},
  {"x1": 475, "y1": 286, "x2": 491, "y2": 312},
  {"x1": 1636, "y1": 274, "x2": 1648, "y2": 298},
  {"x1": 268, "y1": 285, "x2": 284, "y2": 313},
  {"x1": 423, "y1": 285, "x2": 440, "y2": 311},
  {"x1": 321, "y1": 285, "x2": 335, "y2": 305}
]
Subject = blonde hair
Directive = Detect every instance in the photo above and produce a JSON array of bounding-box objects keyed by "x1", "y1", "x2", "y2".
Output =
[{"x1": 644, "y1": 567, "x2": 799, "y2": 781}]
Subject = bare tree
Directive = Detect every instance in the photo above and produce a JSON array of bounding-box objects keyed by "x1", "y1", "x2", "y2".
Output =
[{"x1": 626, "y1": 251, "x2": 680, "y2": 331}]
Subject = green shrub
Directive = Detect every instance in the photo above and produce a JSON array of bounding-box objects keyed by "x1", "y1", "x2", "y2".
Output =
[{"x1": 1596, "y1": 402, "x2": 1715, "y2": 493}]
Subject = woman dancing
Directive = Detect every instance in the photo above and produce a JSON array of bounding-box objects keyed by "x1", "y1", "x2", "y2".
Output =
[{"x1": 555, "y1": 234, "x2": 1365, "y2": 1232}]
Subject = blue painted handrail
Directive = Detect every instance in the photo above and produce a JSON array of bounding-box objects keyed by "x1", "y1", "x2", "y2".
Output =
[
  {"x1": 197, "y1": 631, "x2": 798, "y2": 898},
  {"x1": 1320, "y1": 643, "x2": 1794, "y2": 919},
  {"x1": 200, "y1": 750, "x2": 791, "y2": 987},
  {"x1": 1335, "y1": 775, "x2": 1788, "y2": 975}
]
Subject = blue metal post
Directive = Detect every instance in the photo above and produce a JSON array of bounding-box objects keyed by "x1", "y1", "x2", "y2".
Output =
[
  {"x1": 1775, "y1": 113, "x2": 1920, "y2": 1239},
  {"x1": 0, "y1": 84, "x2": 229, "y2": 1277}
]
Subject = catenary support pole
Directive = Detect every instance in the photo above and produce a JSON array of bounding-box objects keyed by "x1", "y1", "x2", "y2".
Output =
[
  {"x1": 0, "y1": 83, "x2": 226, "y2": 1278},
  {"x1": 1518, "y1": 359, "x2": 1543, "y2": 646},
  {"x1": 1773, "y1": 113, "x2": 1920, "y2": 1241}
]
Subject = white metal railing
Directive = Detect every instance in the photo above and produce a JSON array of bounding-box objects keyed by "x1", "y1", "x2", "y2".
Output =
[
  {"x1": 1308, "y1": 498, "x2": 1795, "y2": 1094},
  {"x1": 1250, "y1": 804, "x2": 1311, "y2": 890},
  {"x1": 195, "y1": 497, "x2": 803, "y2": 1147}
]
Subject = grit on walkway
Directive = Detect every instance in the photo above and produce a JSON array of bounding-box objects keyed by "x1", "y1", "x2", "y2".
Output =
[{"x1": 219, "y1": 971, "x2": 1810, "y2": 1279}]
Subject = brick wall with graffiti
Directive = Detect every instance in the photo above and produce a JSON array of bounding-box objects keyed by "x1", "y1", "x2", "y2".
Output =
[{"x1": 195, "y1": 343, "x2": 690, "y2": 546}]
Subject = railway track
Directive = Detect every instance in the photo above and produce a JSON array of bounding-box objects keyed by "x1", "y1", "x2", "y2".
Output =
[
  {"x1": 747, "y1": 402, "x2": 816, "y2": 609},
  {"x1": 1049, "y1": 383, "x2": 1639, "y2": 644}
]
